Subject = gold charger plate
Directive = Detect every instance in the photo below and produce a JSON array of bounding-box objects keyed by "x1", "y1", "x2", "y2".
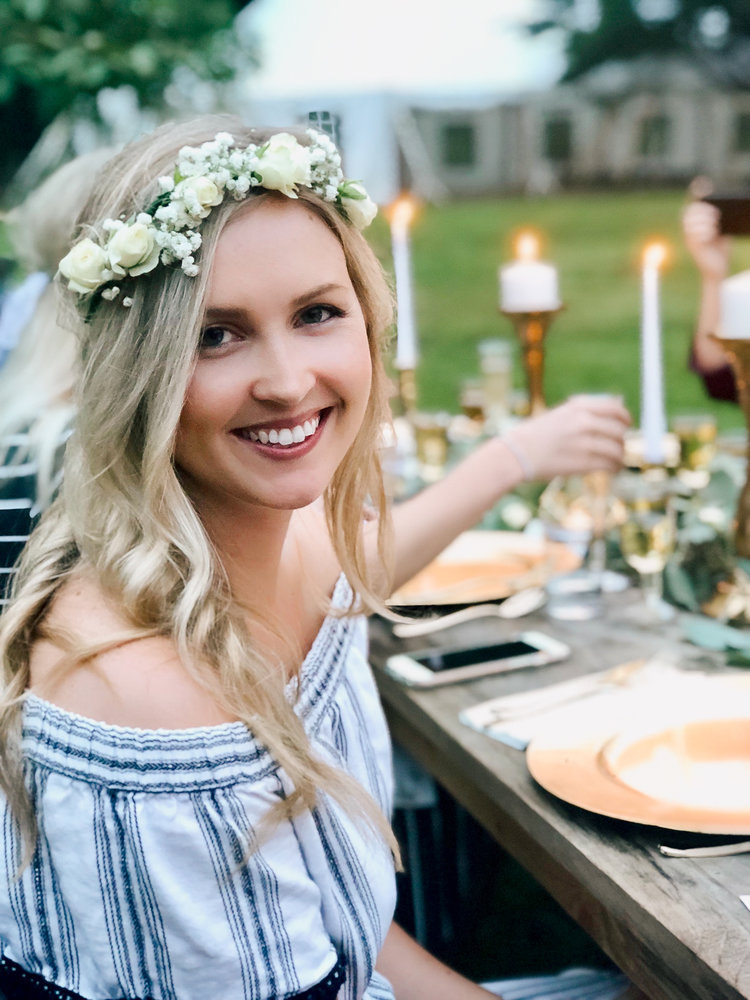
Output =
[
  {"x1": 526, "y1": 674, "x2": 750, "y2": 834},
  {"x1": 390, "y1": 531, "x2": 579, "y2": 607}
]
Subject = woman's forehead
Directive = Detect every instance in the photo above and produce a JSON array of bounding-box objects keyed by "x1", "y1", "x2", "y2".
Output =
[{"x1": 207, "y1": 199, "x2": 351, "y2": 304}]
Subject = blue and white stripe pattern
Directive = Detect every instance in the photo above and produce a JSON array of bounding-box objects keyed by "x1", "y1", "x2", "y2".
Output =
[
  {"x1": 0, "y1": 433, "x2": 40, "y2": 607},
  {"x1": 0, "y1": 576, "x2": 397, "y2": 999}
]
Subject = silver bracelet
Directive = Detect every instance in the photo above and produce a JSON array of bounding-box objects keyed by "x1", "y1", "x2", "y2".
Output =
[{"x1": 502, "y1": 433, "x2": 535, "y2": 482}]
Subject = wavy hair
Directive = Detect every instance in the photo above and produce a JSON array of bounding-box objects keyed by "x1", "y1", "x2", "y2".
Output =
[{"x1": 0, "y1": 116, "x2": 398, "y2": 863}]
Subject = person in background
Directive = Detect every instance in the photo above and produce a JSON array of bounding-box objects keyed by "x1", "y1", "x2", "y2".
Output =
[
  {"x1": 0, "y1": 148, "x2": 115, "y2": 605},
  {"x1": 0, "y1": 115, "x2": 633, "y2": 1000},
  {"x1": 682, "y1": 196, "x2": 738, "y2": 401}
]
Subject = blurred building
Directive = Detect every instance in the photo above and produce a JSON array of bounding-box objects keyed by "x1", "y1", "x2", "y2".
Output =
[{"x1": 243, "y1": 56, "x2": 750, "y2": 202}]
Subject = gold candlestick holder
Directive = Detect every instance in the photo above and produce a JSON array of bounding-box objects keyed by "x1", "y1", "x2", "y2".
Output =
[
  {"x1": 396, "y1": 367, "x2": 417, "y2": 417},
  {"x1": 712, "y1": 335, "x2": 750, "y2": 557},
  {"x1": 501, "y1": 307, "x2": 562, "y2": 415}
]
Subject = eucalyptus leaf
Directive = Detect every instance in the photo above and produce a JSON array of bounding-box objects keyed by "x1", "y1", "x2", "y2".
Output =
[
  {"x1": 663, "y1": 561, "x2": 699, "y2": 611},
  {"x1": 682, "y1": 614, "x2": 750, "y2": 651},
  {"x1": 725, "y1": 650, "x2": 750, "y2": 668},
  {"x1": 704, "y1": 468, "x2": 739, "y2": 505},
  {"x1": 682, "y1": 521, "x2": 717, "y2": 545}
]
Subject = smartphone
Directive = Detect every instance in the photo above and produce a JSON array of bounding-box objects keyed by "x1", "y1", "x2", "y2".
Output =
[
  {"x1": 384, "y1": 631, "x2": 570, "y2": 688},
  {"x1": 702, "y1": 194, "x2": 750, "y2": 235}
]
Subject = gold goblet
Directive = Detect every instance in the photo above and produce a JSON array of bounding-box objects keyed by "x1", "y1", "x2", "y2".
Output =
[
  {"x1": 500, "y1": 308, "x2": 562, "y2": 414},
  {"x1": 711, "y1": 336, "x2": 750, "y2": 557},
  {"x1": 396, "y1": 368, "x2": 417, "y2": 417}
]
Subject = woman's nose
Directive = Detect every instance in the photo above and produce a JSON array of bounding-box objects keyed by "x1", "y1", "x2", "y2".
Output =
[{"x1": 249, "y1": 335, "x2": 316, "y2": 405}]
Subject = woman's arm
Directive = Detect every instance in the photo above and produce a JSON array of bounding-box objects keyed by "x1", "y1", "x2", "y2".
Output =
[
  {"x1": 376, "y1": 922, "x2": 498, "y2": 1000},
  {"x1": 384, "y1": 395, "x2": 629, "y2": 592},
  {"x1": 682, "y1": 200, "x2": 733, "y2": 374}
]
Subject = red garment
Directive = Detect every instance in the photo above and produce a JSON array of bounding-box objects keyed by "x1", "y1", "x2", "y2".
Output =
[{"x1": 689, "y1": 345, "x2": 738, "y2": 402}]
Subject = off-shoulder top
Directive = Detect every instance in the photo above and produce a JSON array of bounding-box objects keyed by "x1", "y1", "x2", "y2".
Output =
[{"x1": 0, "y1": 576, "x2": 397, "y2": 1000}]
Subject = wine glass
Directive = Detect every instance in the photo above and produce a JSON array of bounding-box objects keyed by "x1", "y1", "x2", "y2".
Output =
[
  {"x1": 617, "y1": 473, "x2": 677, "y2": 621},
  {"x1": 672, "y1": 413, "x2": 718, "y2": 491}
]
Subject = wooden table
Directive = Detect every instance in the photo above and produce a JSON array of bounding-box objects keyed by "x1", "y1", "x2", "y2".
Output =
[{"x1": 370, "y1": 594, "x2": 750, "y2": 1000}]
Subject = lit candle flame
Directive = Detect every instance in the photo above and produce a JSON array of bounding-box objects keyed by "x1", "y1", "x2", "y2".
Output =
[
  {"x1": 643, "y1": 242, "x2": 667, "y2": 269},
  {"x1": 516, "y1": 232, "x2": 539, "y2": 262},
  {"x1": 388, "y1": 193, "x2": 417, "y2": 230}
]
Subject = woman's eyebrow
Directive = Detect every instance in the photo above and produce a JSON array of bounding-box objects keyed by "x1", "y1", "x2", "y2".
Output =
[
  {"x1": 203, "y1": 306, "x2": 249, "y2": 324},
  {"x1": 204, "y1": 284, "x2": 348, "y2": 322},
  {"x1": 291, "y1": 283, "x2": 347, "y2": 307}
]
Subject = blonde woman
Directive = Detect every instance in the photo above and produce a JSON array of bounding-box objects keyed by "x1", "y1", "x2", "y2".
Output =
[
  {"x1": 0, "y1": 148, "x2": 115, "y2": 604},
  {"x1": 0, "y1": 116, "x2": 629, "y2": 1000}
]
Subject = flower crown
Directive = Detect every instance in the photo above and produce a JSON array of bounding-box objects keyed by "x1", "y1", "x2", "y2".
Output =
[{"x1": 58, "y1": 129, "x2": 377, "y2": 314}]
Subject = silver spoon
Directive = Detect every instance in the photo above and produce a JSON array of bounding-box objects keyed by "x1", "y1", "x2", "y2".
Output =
[{"x1": 392, "y1": 586, "x2": 546, "y2": 639}]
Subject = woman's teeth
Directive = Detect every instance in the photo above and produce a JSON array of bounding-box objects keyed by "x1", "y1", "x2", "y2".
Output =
[{"x1": 245, "y1": 415, "x2": 320, "y2": 447}]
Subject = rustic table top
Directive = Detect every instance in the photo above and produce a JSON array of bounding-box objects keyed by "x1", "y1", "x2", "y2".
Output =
[{"x1": 370, "y1": 592, "x2": 750, "y2": 1000}]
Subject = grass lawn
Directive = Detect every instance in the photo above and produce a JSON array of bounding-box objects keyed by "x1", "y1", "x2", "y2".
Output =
[{"x1": 368, "y1": 188, "x2": 750, "y2": 434}]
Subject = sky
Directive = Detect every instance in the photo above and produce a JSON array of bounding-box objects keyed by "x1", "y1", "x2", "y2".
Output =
[{"x1": 240, "y1": 0, "x2": 566, "y2": 99}]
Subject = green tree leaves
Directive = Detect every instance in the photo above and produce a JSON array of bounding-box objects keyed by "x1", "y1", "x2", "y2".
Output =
[
  {"x1": 531, "y1": 1, "x2": 750, "y2": 88},
  {"x1": 0, "y1": 0, "x2": 256, "y2": 186}
]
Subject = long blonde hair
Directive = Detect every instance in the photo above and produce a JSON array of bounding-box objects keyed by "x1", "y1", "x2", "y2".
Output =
[{"x1": 0, "y1": 116, "x2": 398, "y2": 862}]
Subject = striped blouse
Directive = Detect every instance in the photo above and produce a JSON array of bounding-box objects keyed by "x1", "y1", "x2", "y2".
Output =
[
  {"x1": 0, "y1": 577, "x2": 397, "y2": 1000},
  {"x1": 0, "y1": 433, "x2": 40, "y2": 607}
]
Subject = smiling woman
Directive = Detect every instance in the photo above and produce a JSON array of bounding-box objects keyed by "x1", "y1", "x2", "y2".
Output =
[{"x1": 0, "y1": 114, "x2": 632, "y2": 1000}]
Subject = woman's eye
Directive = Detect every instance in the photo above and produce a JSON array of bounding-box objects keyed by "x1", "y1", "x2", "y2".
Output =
[
  {"x1": 199, "y1": 326, "x2": 234, "y2": 351},
  {"x1": 298, "y1": 304, "x2": 343, "y2": 326}
]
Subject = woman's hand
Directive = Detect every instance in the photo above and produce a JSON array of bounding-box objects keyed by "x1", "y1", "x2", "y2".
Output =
[{"x1": 503, "y1": 394, "x2": 630, "y2": 483}]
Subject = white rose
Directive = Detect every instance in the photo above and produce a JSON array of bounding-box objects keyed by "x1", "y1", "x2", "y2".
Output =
[
  {"x1": 338, "y1": 181, "x2": 378, "y2": 229},
  {"x1": 58, "y1": 238, "x2": 111, "y2": 294},
  {"x1": 173, "y1": 175, "x2": 223, "y2": 220},
  {"x1": 256, "y1": 133, "x2": 311, "y2": 197},
  {"x1": 107, "y1": 222, "x2": 160, "y2": 277}
]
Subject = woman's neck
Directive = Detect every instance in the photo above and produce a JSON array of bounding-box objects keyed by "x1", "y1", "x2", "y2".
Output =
[
  {"x1": 198, "y1": 499, "x2": 293, "y2": 605},
  {"x1": 195, "y1": 498, "x2": 338, "y2": 660}
]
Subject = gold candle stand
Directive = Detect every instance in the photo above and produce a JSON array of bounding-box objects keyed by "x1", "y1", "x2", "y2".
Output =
[
  {"x1": 501, "y1": 308, "x2": 562, "y2": 415},
  {"x1": 396, "y1": 368, "x2": 417, "y2": 417},
  {"x1": 712, "y1": 336, "x2": 750, "y2": 557}
]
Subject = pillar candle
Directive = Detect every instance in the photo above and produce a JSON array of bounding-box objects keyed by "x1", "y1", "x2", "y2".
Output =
[
  {"x1": 389, "y1": 195, "x2": 418, "y2": 370},
  {"x1": 640, "y1": 244, "x2": 667, "y2": 464},
  {"x1": 499, "y1": 232, "x2": 560, "y2": 313},
  {"x1": 720, "y1": 271, "x2": 750, "y2": 338}
]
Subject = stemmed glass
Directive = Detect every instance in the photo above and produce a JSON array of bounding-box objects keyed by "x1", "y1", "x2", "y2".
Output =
[
  {"x1": 617, "y1": 472, "x2": 677, "y2": 622},
  {"x1": 672, "y1": 413, "x2": 718, "y2": 491},
  {"x1": 539, "y1": 472, "x2": 624, "y2": 620}
]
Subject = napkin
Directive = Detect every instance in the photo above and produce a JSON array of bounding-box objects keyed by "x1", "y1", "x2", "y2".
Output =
[
  {"x1": 459, "y1": 660, "x2": 716, "y2": 750},
  {"x1": 482, "y1": 966, "x2": 628, "y2": 1000}
]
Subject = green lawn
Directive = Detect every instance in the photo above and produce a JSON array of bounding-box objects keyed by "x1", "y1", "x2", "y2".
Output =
[{"x1": 368, "y1": 189, "x2": 750, "y2": 433}]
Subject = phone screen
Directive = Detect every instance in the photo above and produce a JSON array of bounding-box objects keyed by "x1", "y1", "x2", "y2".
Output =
[
  {"x1": 703, "y1": 194, "x2": 750, "y2": 235},
  {"x1": 412, "y1": 640, "x2": 538, "y2": 673}
]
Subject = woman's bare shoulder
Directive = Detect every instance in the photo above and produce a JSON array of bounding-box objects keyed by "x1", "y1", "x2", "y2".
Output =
[{"x1": 28, "y1": 571, "x2": 237, "y2": 729}]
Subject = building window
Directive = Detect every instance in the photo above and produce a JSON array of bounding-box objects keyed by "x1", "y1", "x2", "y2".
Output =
[
  {"x1": 639, "y1": 114, "x2": 670, "y2": 157},
  {"x1": 543, "y1": 117, "x2": 573, "y2": 162},
  {"x1": 441, "y1": 123, "x2": 476, "y2": 167},
  {"x1": 307, "y1": 110, "x2": 341, "y2": 144},
  {"x1": 735, "y1": 112, "x2": 750, "y2": 153}
]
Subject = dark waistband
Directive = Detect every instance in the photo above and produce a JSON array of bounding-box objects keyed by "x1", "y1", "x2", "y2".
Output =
[{"x1": 0, "y1": 954, "x2": 347, "y2": 1000}]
